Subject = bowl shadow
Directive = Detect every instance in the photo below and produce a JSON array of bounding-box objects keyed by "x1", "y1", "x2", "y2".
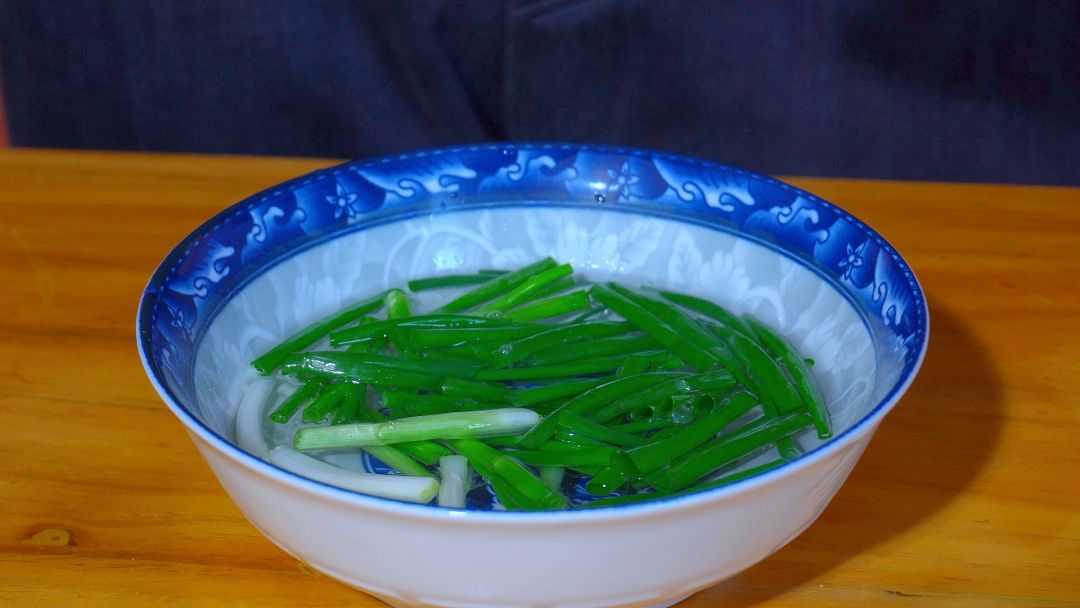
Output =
[{"x1": 686, "y1": 299, "x2": 1004, "y2": 605}]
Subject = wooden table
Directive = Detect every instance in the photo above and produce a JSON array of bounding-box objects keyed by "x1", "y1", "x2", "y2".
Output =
[{"x1": 1, "y1": 148, "x2": 1077, "y2": 607}]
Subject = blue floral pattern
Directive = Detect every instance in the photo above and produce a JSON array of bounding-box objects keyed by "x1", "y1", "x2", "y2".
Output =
[
  {"x1": 325, "y1": 182, "x2": 360, "y2": 219},
  {"x1": 839, "y1": 241, "x2": 867, "y2": 281}
]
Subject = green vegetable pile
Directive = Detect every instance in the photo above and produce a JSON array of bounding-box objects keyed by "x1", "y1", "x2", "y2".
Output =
[{"x1": 251, "y1": 257, "x2": 832, "y2": 510}]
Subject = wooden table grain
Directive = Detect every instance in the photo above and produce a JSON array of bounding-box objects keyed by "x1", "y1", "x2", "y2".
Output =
[{"x1": 1, "y1": 148, "x2": 1077, "y2": 607}]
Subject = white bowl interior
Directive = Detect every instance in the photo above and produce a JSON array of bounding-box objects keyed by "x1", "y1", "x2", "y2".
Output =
[{"x1": 193, "y1": 207, "x2": 899, "y2": 485}]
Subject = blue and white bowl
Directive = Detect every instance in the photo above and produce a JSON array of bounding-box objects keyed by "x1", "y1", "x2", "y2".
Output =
[{"x1": 137, "y1": 143, "x2": 928, "y2": 608}]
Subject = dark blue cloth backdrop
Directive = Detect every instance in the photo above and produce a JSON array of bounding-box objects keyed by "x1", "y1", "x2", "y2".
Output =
[{"x1": 1, "y1": 1, "x2": 1077, "y2": 185}]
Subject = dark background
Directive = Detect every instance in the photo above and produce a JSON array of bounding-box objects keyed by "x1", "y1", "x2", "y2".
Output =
[{"x1": 1, "y1": 1, "x2": 1077, "y2": 185}]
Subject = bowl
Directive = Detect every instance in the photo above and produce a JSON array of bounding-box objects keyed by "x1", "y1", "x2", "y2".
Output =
[{"x1": 137, "y1": 143, "x2": 928, "y2": 608}]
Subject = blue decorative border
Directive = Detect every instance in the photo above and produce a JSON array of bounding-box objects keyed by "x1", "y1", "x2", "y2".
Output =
[{"x1": 137, "y1": 142, "x2": 928, "y2": 514}]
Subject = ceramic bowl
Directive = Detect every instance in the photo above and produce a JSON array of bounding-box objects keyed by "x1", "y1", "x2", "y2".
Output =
[{"x1": 137, "y1": 143, "x2": 928, "y2": 608}]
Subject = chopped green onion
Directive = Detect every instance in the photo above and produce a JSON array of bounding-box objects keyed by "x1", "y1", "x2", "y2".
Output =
[
  {"x1": 742, "y1": 315, "x2": 832, "y2": 439},
  {"x1": 524, "y1": 276, "x2": 577, "y2": 301},
  {"x1": 449, "y1": 438, "x2": 568, "y2": 509},
  {"x1": 655, "y1": 289, "x2": 757, "y2": 338},
  {"x1": 707, "y1": 323, "x2": 803, "y2": 415},
  {"x1": 391, "y1": 399, "x2": 504, "y2": 418},
  {"x1": 476, "y1": 351, "x2": 667, "y2": 382},
  {"x1": 540, "y1": 466, "x2": 565, "y2": 493},
  {"x1": 589, "y1": 369, "x2": 737, "y2": 423},
  {"x1": 281, "y1": 353, "x2": 442, "y2": 389},
  {"x1": 409, "y1": 325, "x2": 551, "y2": 349},
  {"x1": 364, "y1": 444, "x2": 432, "y2": 478},
  {"x1": 268, "y1": 380, "x2": 323, "y2": 424},
  {"x1": 588, "y1": 284, "x2": 719, "y2": 370},
  {"x1": 301, "y1": 381, "x2": 353, "y2": 424},
  {"x1": 516, "y1": 372, "x2": 687, "y2": 449},
  {"x1": 331, "y1": 383, "x2": 363, "y2": 425},
  {"x1": 609, "y1": 284, "x2": 727, "y2": 359},
  {"x1": 385, "y1": 289, "x2": 412, "y2": 318},
  {"x1": 649, "y1": 411, "x2": 812, "y2": 493},
  {"x1": 252, "y1": 291, "x2": 388, "y2": 374},
  {"x1": 612, "y1": 418, "x2": 673, "y2": 434},
  {"x1": 439, "y1": 377, "x2": 513, "y2": 402},
  {"x1": 330, "y1": 314, "x2": 514, "y2": 347},
  {"x1": 268, "y1": 446, "x2": 439, "y2": 503},
  {"x1": 384, "y1": 392, "x2": 503, "y2": 417},
  {"x1": 408, "y1": 271, "x2": 503, "y2": 292},
  {"x1": 571, "y1": 306, "x2": 605, "y2": 323},
  {"x1": 557, "y1": 411, "x2": 646, "y2": 447},
  {"x1": 553, "y1": 428, "x2": 615, "y2": 448},
  {"x1": 349, "y1": 395, "x2": 452, "y2": 465},
  {"x1": 584, "y1": 459, "x2": 786, "y2": 508},
  {"x1": 437, "y1": 455, "x2": 469, "y2": 508},
  {"x1": 251, "y1": 257, "x2": 833, "y2": 511},
  {"x1": 489, "y1": 322, "x2": 634, "y2": 367},
  {"x1": 510, "y1": 447, "x2": 619, "y2": 467},
  {"x1": 294, "y1": 408, "x2": 540, "y2": 451},
  {"x1": 627, "y1": 391, "x2": 759, "y2": 474},
  {"x1": 297, "y1": 351, "x2": 481, "y2": 378},
  {"x1": 442, "y1": 257, "x2": 558, "y2": 312},
  {"x1": 512, "y1": 377, "x2": 611, "y2": 407},
  {"x1": 479, "y1": 263, "x2": 574, "y2": 313},
  {"x1": 504, "y1": 290, "x2": 591, "y2": 322},
  {"x1": 615, "y1": 353, "x2": 653, "y2": 379},
  {"x1": 584, "y1": 452, "x2": 638, "y2": 495}
]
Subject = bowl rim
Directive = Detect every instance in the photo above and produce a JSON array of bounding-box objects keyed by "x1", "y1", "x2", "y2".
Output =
[{"x1": 136, "y1": 141, "x2": 929, "y2": 523}]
